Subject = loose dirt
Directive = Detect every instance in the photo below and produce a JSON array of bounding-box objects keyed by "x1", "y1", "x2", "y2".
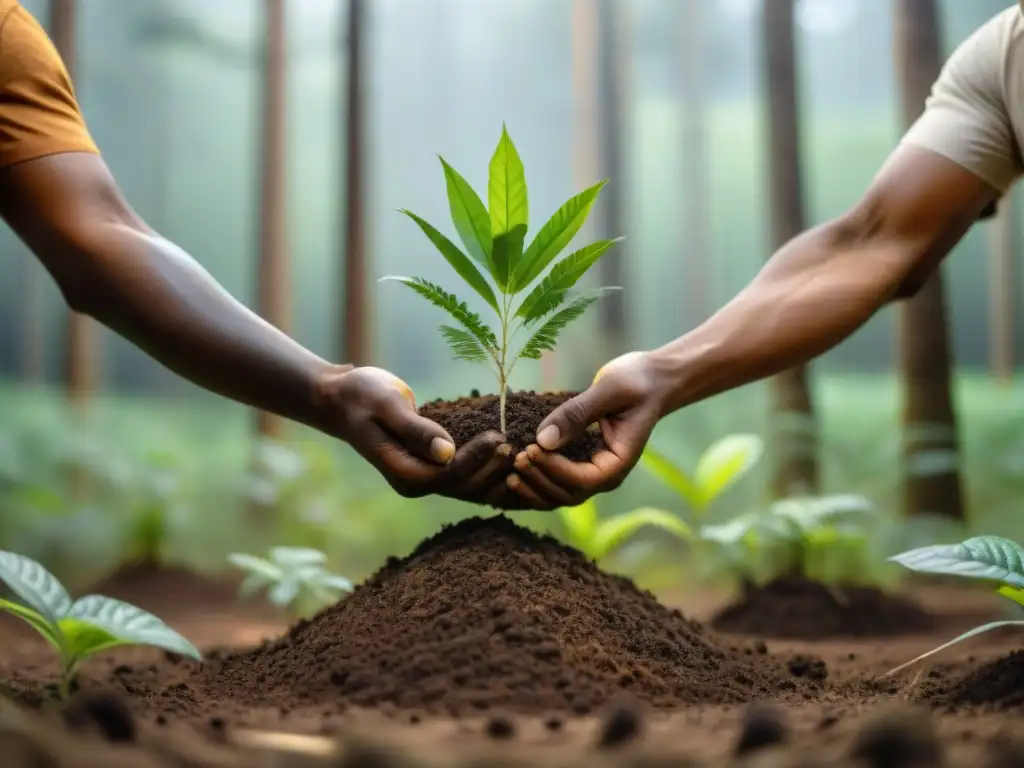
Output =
[
  {"x1": 419, "y1": 391, "x2": 603, "y2": 460},
  {"x1": 710, "y1": 577, "x2": 936, "y2": 640}
]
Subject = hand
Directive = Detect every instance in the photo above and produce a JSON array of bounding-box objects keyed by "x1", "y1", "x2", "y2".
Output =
[
  {"x1": 506, "y1": 351, "x2": 670, "y2": 509},
  {"x1": 320, "y1": 365, "x2": 515, "y2": 504}
]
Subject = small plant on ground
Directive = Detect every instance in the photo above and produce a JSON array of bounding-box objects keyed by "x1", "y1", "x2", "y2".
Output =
[
  {"x1": 558, "y1": 499, "x2": 691, "y2": 563},
  {"x1": 883, "y1": 535, "x2": 1024, "y2": 677},
  {"x1": 228, "y1": 547, "x2": 353, "y2": 617},
  {"x1": 641, "y1": 434, "x2": 764, "y2": 516},
  {"x1": 382, "y1": 124, "x2": 621, "y2": 433},
  {"x1": 0, "y1": 551, "x2": 200, "y2": 699}
]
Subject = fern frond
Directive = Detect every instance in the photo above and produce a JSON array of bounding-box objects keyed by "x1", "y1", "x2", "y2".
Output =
[
  {"x1": 515, "y1": 238, "x2": 622, "y2": 321},
  {"x1": 516, "y1": 287, "x2": 620, "y2": 361},
  {"x1": 440, "y1": 325, "x2": 490, "y2": 362},
  {"x1": 381, "y1": 276, "x2": 498, "y2": 351}
]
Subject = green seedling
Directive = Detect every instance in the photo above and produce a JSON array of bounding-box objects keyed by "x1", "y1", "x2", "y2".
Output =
[
  {"x1": 699, "y1": 493, "x2": 876, "y2": 587},
  {"x1": 383, "y1": 124, "x2": 621, "y2": 433},
  {"x1": 641, "y1": 434, "x2": 764, "y2": 515},
  {"x1": 883, "y1": 535, "x2": 1024, "y2": 677},
  {"x1": 558, "y1": 499, "x2": 691, "y2": 562},
  {"x1": 0, "y1": 550, "x2": 200, "y2": 699},
  {"x1": 228, "y1": 547, "x2": 353, "y2": 615}
]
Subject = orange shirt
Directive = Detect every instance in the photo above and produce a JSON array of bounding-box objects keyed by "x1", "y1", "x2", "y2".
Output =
[{"x1": 0, "y1": 0, "x2": 97, "y2": 168}]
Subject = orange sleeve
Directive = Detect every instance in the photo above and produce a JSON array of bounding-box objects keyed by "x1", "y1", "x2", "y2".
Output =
[{"x1": 0, "y1": 2, "x2": 98, "y2": 169}]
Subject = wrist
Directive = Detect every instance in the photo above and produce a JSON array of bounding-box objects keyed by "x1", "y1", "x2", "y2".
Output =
[
  {"x1": 309, "y1": 361, "x2": 355, "y2": 436},
  {"x1": 646, "y1": 335, "x2": 723, "y2": 417}
]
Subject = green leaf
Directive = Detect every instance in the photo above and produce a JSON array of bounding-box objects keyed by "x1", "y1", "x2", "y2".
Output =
[
  {"x1": 769, "y1": 494, "x2": 874, "y2": 536},
  {"x1": 888, "y1": 535, "x2": 1024, "y2": 588},
  {"x1": 269, "y1": 578, "x2": 301, "y2": 607},
  {"x1": 558, "y1": 500, "x2": 597, "y2": 550},
  {"x1": 0, "y1": 598, "x2": 62, "y2": 651},
  {"x1": 488, "y1": 125, "x2": 529, "y2": 237},
  {"x1": 314, "y1": 574, "x2": 354, "y2": 593},
  {"x1": 515, "y1": 238, "x2": 622, "y2": 321},
  {"x1": 65, "y1": 595, "x2": 201, "y2": 660},
  {"x1": 238, "y1": 572, "x2": 272, "y2": 599},
  {"x1": 517, "y1": 288, "x2": 618, "y2": 361},
  {"x1": 399, "y1": 209, "x2": 500, "y2": 312},
  {"x1": 491, "y1": 224, "x2": 527, "y2": 291},
  {"x1": 58, "y1": 618, "x2": 124, "y2": 660},
  {"x1": 639, "y1": 446, "x2": 702, "y2": 510},
  {"x1": 380, "y1": 276, "x2": 497, "y2": 351},
  {"x1": 513, "y1": 180, "x2": 608, "y2": 289},
  {"x1": 694, "y1": 434, "x2": 764, "y2": 507},
  {"x1": 439, "y1": 157, "x2": 493, "y2": 271},
  {"x1": 699, "y1": 513, "x2": 760, "y2": 546},
  {"x1": 0, "y1": 551, "x2": 71, "y2": 626},
  {"x1": 880, "y1": 620, "x2": 1024, "y2": 679},
  {"x1": 227, "y1": 553, "x2": 282, "y2": 581},
  {"x1": 440, "y1": 326, "x2": 490, "y2": 361},
  {"x1": 997, "y1": 585, "x2": 1024, "y2": 609},
  {"x1": 590, "y1": 508, "x2": 692, "y2": 561},
  {"x1": 270, "y1": 547, "x2": 327, "y2": 567}
]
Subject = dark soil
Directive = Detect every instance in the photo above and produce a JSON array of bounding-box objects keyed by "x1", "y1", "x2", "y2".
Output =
[
  {"x1": 921, "y1": 650, "x2": 1024, "y2": 711},
  {"x1": 710, "y1": 577, "x2": 936, "y2": 640},
  {"x1": 196, "y1": 516, "x2": 815, "y2": 717},
  {"x1": 419, "y1": 391, "x2": 604, "y2": 461}
]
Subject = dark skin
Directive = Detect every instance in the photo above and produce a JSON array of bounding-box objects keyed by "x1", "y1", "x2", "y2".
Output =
[
  {"x1": 508, "y1": 146, "x2": 1000, "y2": 509},
  {"x1": 0, "y1": 151, "x2": 517, "y2": 505}
]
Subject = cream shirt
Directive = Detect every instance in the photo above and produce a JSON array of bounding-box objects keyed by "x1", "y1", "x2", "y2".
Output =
[{"x1": 900, "y1": 4, "x2": 1024, "y2": 194}]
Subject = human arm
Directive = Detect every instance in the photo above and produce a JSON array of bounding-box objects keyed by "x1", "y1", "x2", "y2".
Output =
[{"x1": 0, "y1": 4, "x2": 514, "y2": 501}]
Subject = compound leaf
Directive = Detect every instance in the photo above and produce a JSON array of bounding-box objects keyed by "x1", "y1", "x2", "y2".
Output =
[
  {"x1": 65, "y1": 595, "x2": 201, "y2": 660},
  {"x1": 516, "y1": 288, "x2": 618, "y2": 361},
  {"x1": 439, "y1": 157, "x2": 493, "y2": 270},
  {"x1": 0, "y1": 550, "x2": 71, "y2": 626},
  {"x1": 400, "y1": 209, "x2": 499, "y2": 312},
  {"x1": 513, "y1": 180, "x2": 608, "y2": 289},
  {"x1": 515, "y1": 238, "x2": 622, "y2": 321},
  {"x1": 440, "y1": 325, "x2": 490, "y2": 362},
  {"x1": 380, "y1": 276, "x2": 497, "y2": 351},
  {"x1": 888, "y1": 535, "x2": 1024, "y2": 589}
]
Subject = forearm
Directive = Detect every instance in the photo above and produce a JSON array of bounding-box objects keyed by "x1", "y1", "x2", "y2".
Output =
[
  {"x1": 650, "y1": 220, "x2": 913, "y2": 414},
  {"x1": 63, "y1": 223, "x2": 343, "y2": 433}
]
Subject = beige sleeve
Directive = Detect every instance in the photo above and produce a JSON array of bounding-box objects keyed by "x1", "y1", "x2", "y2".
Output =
[{"x1": 899, "y1": 8, "x2": 1022, "y2": 194}]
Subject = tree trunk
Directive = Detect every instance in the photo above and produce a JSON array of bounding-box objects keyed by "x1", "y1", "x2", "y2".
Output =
[
  {"x1": 892, "y1": 0, "x2": 965, "y2": 521},
  {"x1": 255, "y1": 0, "x2": 289, "y2": 439},
  {"x1": 341, "y1": 0, "x2": 369, "y2": 366},
  {"x1": 594, "y1": 0, "x2": 629, "y2": 360},
  {"x1": 51, "y1": 0, "x2": 94, "y2": 411},
  {"x1": 762, "y1": 0, "x2": 819, "y2": 498},
  {"x1": 988, "y1": 193, "x2": 1016, "y2": 385},
  {"x1": 678, "y1": 0, "x2": 711, "y2": 331}
]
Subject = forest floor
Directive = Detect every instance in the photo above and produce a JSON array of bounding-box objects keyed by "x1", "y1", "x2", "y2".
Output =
[{"x1": 1, "y1": 515, "x2": 1023, "y2": 767}]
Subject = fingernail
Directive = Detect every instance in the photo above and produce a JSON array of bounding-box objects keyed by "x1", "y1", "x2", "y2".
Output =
[
  {"x1": 537, "y1": 425, "x2": 559, "y2": 450},
  {"x1": 431, "y1": 437, "x2": 456, "y2": 464},
  {"x1": 526, "y1": 444, "x2": 542, "y2": 461},
  {"x1": 496, "y1": 443, "x2": 513, "y2": 457}
]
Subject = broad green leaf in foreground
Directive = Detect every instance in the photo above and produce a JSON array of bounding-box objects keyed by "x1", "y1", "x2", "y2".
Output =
[
  {"x1": 888, "y1": 535, "x2": 1024, "y2": 589},
  {"x1": 65, "y1": 596, "x2": 201, "y2": 660},
  {"x1": 0, "y1": 550, "x2": 71, "y2": 625},
  {"x1": 439, "y1": 157, "x2": 493, "y2": 270}
]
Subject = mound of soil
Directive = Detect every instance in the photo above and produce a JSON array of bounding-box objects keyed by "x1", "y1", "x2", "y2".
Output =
[
  {"x1": 196, "y1": 516, "x2": 815, "y2": 716},
  {"x1": 923, "y1": 651, "x2": 1024, "y2": 711},
  {"x1": 418, "y1": 391, "x2": 603, "y2": 461},
  {"x1": 710, "y1": 577, "x2": 935, "y2": 640}
]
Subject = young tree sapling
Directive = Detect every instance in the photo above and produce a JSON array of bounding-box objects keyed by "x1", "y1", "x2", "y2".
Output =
[{"x1": 382, "y1": 124, "x2": 622, "y2": 434}]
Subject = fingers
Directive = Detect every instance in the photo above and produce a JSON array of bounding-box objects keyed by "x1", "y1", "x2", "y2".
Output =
[
  {"x1": 446, "y1": 431, "x2": 513, "y2": 493},
  {"x1": 534, "y1": 379, "x2": 633, "y2": 452},
  {"x1": 376, "y1": 391, "x2": 457, "y2": 465},
  {"x1": 508, "y1": 456, "x2": 575, "y2": 507},
  {"x1": 505, "y1": 473, "x2": 560, "y2": 510}
]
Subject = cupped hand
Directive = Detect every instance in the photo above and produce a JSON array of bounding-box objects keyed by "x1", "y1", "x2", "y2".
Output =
[
  {"x1": 320, "y1": 366, "x2": 517, "y2": 505},
  {"x1": 506, "y1": 351, "x2": 671, "y2": 510}
]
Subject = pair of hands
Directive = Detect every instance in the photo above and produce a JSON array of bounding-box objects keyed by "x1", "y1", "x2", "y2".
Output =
[{"x1": 322, "y1": 351, "x2": 671, "y2": 510}]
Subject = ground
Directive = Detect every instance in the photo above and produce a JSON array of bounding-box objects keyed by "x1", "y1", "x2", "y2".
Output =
[{"x1": 1, "y1": 517, "x2": 1023, "y2": 767}]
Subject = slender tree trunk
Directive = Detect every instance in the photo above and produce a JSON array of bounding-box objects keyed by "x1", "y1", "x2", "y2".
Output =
[
  {"x1": 51, "y1": 0, "x2": 94, "y2": 411},
  {"x1": 341, "y1": 0, "x2": 369, "y2": 365},
  {"x1": 594, "y1": 0, "x2": 629, "y2": 360},
  {"x1": 255, "y1": 0, "x2": 289, "y2": 438},
  {"x1": 762, "y1": 0, "x2": 819, "y2": 498},
  {"x1": 892, "y1": 0, "x2": 965, "y2": 520},
  {"x1": 988, "y1": 192, "x2": 1016, "y2": 385},
  {"x1": 678, "y1": 0, "x2": 711, "y2": 331}
]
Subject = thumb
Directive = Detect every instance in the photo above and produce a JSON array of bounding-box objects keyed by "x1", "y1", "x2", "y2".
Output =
[{"x1": 535, "y1": 381, "x2": 621, "y2": 452}]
